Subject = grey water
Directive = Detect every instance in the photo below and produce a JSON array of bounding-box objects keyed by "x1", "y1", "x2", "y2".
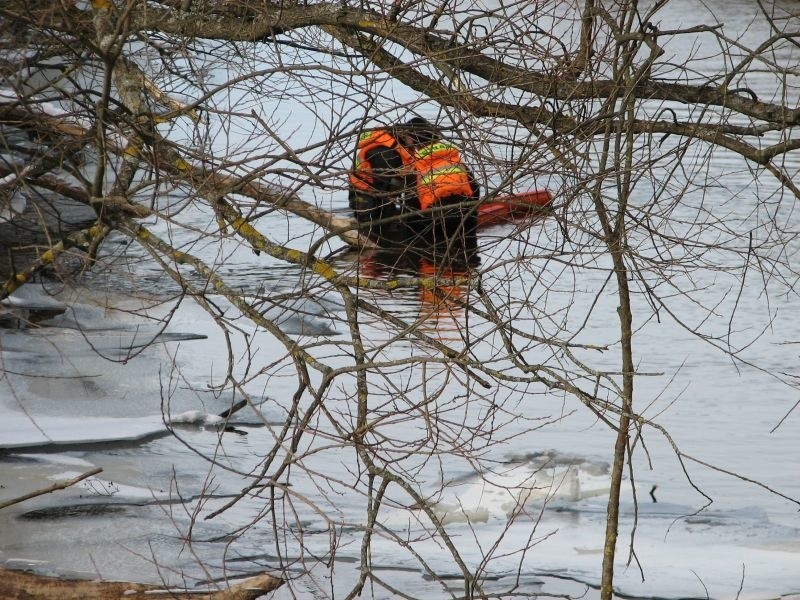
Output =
[{"x1": 2, "y1": 1, "x2": 800, "y2": 599}]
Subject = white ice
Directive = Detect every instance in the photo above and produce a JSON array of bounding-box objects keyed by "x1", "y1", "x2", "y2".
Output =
[{"x1": 0, "y1": 411, "x2": 232, "y2": 449}]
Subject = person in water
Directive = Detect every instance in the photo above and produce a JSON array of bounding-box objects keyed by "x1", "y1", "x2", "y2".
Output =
[
  {"x1": 402, "y1": 117, "x2": 480, "y2": 264},
  {"x1": 347, "y1": 123, "x2": 416, "y2": 246}
]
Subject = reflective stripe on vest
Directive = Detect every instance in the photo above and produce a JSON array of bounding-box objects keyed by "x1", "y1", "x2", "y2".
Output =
[
  {"x1": 419, "y1": 166, "x2": 468, "y2": 186},
  {"x1": 414, "y1": 142, "x2": 473, "y2": 210},
  {"x1": 348, "y1": 129, "x2": 414, "y2": 193},
  {"x1": 416, "y1": 141, "x2": 457, "y2": 160}
]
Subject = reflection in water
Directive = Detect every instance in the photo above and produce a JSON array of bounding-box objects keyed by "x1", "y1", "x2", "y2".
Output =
[
  {"x1": 416, "y1": 256, "x2": 471, "y2": 339},
  {"x1": 356, "y1": 246, "x2": 475, "y2": 341}
]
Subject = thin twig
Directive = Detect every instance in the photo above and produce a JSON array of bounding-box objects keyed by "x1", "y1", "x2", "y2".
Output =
[{"x1": 0, "y1": 467, "x2": 103, "y2": 510}]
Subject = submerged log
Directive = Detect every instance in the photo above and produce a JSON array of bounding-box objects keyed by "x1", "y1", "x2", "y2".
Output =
[{"x1": 0, "y1": 568, "x2": 282, "y2": 599}]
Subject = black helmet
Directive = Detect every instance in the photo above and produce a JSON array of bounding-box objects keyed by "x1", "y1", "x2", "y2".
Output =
[
  {"x1": 403, "y1": 116, "x2": 437, "y2": 145},
  {"x1": 405, "y1": 116, "x2": 431, "y2": 128}
]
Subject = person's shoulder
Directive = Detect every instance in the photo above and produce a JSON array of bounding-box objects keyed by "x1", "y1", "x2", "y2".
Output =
[{"x1": 365, "y1": 144, "x2": 400, "y2": 159}]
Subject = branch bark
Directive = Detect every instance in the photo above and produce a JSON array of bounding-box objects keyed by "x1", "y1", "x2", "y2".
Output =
[{"x1": 0, "y1": 568, "x2": 282, "y2": 600}]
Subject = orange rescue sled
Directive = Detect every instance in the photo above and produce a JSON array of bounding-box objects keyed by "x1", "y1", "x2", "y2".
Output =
[{"x1": 477, "y1": 189, "x2": 552, "y2": 229}]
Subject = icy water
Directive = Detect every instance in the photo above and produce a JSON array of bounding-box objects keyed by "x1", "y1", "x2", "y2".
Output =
[{"x1": 2, "y1": 1, "x2": 800, "y2": 599}]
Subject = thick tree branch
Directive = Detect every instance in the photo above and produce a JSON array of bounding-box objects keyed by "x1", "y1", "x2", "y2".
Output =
[{"x1": 6, "y1": 1, "x2": 800, "y2": 126}]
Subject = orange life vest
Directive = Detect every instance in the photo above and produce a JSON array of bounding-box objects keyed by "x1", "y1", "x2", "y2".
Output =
[
  {"x1": 348, "y1": 129, "x2": 414, "y2": 194},
  {"x1": 413, "y1": 141, "x2": 474, "y2": 210}
]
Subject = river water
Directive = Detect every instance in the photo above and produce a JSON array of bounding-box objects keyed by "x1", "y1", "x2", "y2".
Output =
[{"x1": 1, "y1": 1, "x2": 800, "y2": 599}]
